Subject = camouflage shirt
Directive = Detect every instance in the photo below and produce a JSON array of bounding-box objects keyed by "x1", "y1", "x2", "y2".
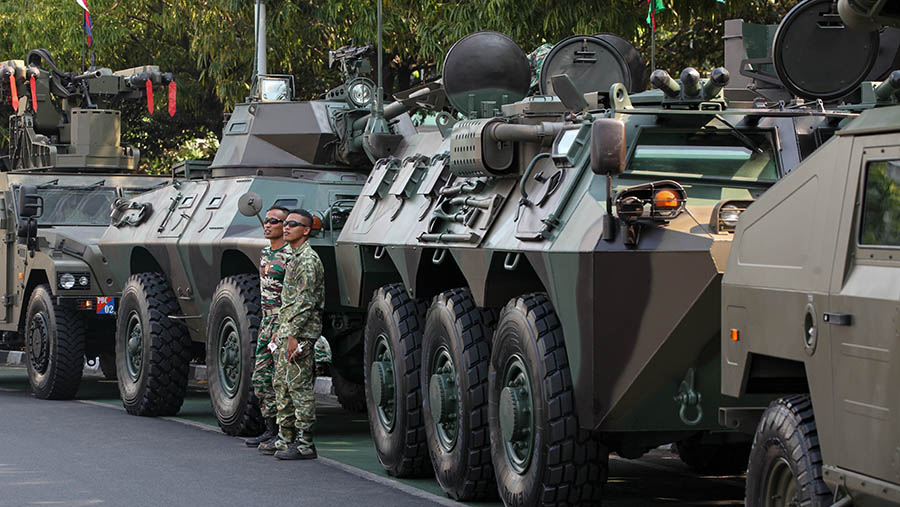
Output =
[
  {"x1": 277, "y1": 241, "x2": 325, "y2": 341},
  {"x1": 259, "y1": 243, "x2": 291, "y2": 312}
]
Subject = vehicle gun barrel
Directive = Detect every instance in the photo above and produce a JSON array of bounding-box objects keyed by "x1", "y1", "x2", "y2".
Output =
[
  {"x1": 485, "y1": 121, "x2": 564, "y2": 146},
  {"x1": 875, "y1": 70, "x2": 900, "y2": 100},
  {"x1": 71, "y1": 70, "x2": 103, "y2": 82},
  {"x1": 651, "y1": 69, "x2": 681, "y2": 98},
  {"x1": 702, "y1": 67, "x2": 730, "y2": 100},
  {"x1": 680, "y1": 68, "x2": 702, "y2": 97},
  {"x1": 353, "y1": 83, "x2": 440, "y2": 130}
]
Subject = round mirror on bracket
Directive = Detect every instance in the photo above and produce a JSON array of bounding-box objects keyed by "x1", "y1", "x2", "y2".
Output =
[
  {"x1": 539, "y1": 34, "x2": 646, "y2": 98},
  {"x1": 443, "y1": 31, "x2": 530, "y2": 118},
  {"x1": 773, "y1": 0, "x2": 880, "y2": 101},
  {"x1": 237, "y1": 191, "x2": 263, "y2": 218}
]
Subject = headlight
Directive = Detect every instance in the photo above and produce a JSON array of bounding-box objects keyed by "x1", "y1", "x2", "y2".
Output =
[
  {"x1": 58, "y1": 272, "x2": 90, "y2": 290},
  {"x1": 259, "y1": 77, "x2": 291, "y2": 102},
  {"x1": 348, "y1": 79, "x2": 374, "y2": 107},
  {"x1": 59, "y1": 273, "x2": 75, "y2": 290},
  {"x1": 713, "y1": 200, "x2": 754, "y2": 233},
  {"x1": 719, "y1": 204, "x2": 741, "y2": 228}
]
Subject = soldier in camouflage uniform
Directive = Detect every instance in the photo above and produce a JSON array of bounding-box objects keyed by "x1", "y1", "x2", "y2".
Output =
[
  {"x1": 259, "y1": 209, "x2": 325, "y2": 460},
  {"x1": 528, "y1": 42, "x2": 553, "y2": 94},
  {"x1": 245, "y1": 206, "x2": 291, "y2": 447}
]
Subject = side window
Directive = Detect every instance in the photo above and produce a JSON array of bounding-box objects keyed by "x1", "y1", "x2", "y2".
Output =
[{"x1": 860, "y1": 159, "x2": 900, "y2": 246}]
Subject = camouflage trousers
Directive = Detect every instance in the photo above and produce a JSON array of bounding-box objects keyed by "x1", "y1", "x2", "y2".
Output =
[
  {"x1": 251, "y1": 315, "x2": 279, "y2": 418},
  {"x1": 273, "y1": 337, "x2": 316, "y2": 441}
]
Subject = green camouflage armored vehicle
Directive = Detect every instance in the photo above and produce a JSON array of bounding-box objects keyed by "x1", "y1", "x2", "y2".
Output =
[
  {"x1": 95, "y1": 0, "x2": 433, "y2": 434},
  {"x1": 722, "y1": 1, "x2": 900, "y2": 505},
  {"x1": 332, "y1": 2, "x2": 890, "y2": 503},
  {"x1": 0, "y1": 50, "x2": 174, "y2": 399}
]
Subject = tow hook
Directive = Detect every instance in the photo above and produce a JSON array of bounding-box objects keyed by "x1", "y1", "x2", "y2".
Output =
[{"x1": 674, "y1": 368, "x2": 703, "y2": 426}]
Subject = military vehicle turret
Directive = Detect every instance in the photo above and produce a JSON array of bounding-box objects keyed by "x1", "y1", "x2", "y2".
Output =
[
  {"x1": 95, "y1": 0, "x2": 435, "y2": 433},
  {"x1": 332, "y1": 1, "x2": 896, "y2": 503},
  {"x1": 722, "y1": 1, "x2": 900, "y2": 505},
  {"x1": 0, "y1": 50, "x2": 174, "y2": 399}
]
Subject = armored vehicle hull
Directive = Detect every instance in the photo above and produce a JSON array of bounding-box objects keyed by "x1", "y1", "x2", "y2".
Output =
[
  {"x1": 99, "y1": 166, "x2": 369, "y2": 431},
  {"x1": 334, "y1": 16, "x2": 865, "y2": 504},
  {"x1": 721, "y1": 3, "x2": 900, "y2": 506},
  {"x1": 1, "y1": 53, "x2": 175, "y2": 399}
]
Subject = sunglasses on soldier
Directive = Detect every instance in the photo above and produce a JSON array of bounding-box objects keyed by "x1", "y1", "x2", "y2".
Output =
[
  {"x1": 264, "y1": 217, "x2": 284, "y2": 225},
  {"x1": 283, "y1": 219, "x2": 311, "y2": 228}
]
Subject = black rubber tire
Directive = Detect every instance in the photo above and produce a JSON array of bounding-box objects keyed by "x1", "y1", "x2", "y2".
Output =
[
  {"x1": 489, "y1": 293, "x2": 607, "y2": 507},
  {"x1": 421, "y1": 288, "x2": 497, "y2": 500},
  {"x1": 206, "y1": 274, "x2": 264, "y2": 436},
  {"x1": 24, "y1": 285, "x2": 85, "y2": 399},
  {"x1": 364, "y1": 283, "x2": 431, "y2": 477},
  {"x1": 676, "y1": 433, "x2": 751, "y2": 475},
  {"x1": 115, "y1": 272, "x2": 191, "y2": 416},
  {"x1": 746, "y1": 394, "x2": 832, "y2": 507},
  {"x1": 99, "y1": 352, "x2": 117, "y2": 380},
  {"x1": 331, "y1": 364, "x2": 367, "y2": 413}
]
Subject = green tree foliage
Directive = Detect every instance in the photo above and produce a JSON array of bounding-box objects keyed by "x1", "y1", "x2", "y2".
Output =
[{"x1": 0, "y1": 0, "x2": 794, "y2": 171}]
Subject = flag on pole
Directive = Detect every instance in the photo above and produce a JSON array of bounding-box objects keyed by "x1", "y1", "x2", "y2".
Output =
[
  {"x1": 75, "y1": 0, "x2": 93, "y2": 47},
  {"x1": 646, "y1": 0, "x2": 665, "y2": 30}
]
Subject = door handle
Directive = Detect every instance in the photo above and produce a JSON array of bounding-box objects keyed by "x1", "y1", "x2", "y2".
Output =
[{"x1": 823, "y1": 312, "x2": 852, "y2": 326}]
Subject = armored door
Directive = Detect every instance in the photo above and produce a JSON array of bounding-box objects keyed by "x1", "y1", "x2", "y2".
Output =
[{"x1": 827, "y1": 142, "x2": 900, "y2": 482}]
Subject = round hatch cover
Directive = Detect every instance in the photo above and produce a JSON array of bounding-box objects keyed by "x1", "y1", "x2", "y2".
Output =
[
  {"x1": 539, "y1": 34, "x2": 645, "y2": 97},
  {"x1": 443, "y1": 31, "x2": 530, "y2": 118},
  {"x1": 773, "y1": 0, "x2": 880, "y2": 101}
]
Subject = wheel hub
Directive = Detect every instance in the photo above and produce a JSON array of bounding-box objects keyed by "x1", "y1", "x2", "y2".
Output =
[
  {"x1": 125, "y1": 311, "x2": 143, "y2": 382},
  {"x1": 764, "y1": 457, "x2": 801, "y2": 507},
  {"x1": 370, "y1": 334, "x2": 396, "y2": 431},
  {"x1": 217, "y1": 317, "x2": 241, "y2": 398},
  {"x1": 500, "y1": 355, "x2": 534, "y2": 474},
  {"x1": 428, "y1": 347, "x2": 458, "y2": 451},
  {"x1": 28, "y1": 313, "x2": 50, "y2": 374}
]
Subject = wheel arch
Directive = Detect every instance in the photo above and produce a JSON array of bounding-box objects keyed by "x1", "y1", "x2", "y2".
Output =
[
  {"x1": 220, "y1": 249, "x2": 257, "y2": 280},
  {"x1": 130, "y1": 246, "x2": 163, "y2": 275},
  {"x1": 17, "y1": 269, "x2": 50, "y2": 333},
  {"x1": 743, "y1": 352, "x2": 809, "y2": 395}
]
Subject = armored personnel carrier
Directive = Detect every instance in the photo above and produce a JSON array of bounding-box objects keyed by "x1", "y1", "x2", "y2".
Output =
[
  {"x1": 722, "y1": 1, "x2": 900, "y2": 505},
  {"x1": 333, "y1": 1, "x2": 895, "y2": 503},
  {"x1": 96, "y1": 0, "x2": 434, "y2": 433},
  {"x1": 0, "y1": 50, "x2": 174, "y2": 399}
]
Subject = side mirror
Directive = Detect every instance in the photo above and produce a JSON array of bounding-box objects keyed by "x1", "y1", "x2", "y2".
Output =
[
  {"x1": 238, "y1": 191, "x2": 264, "y2": 226},
  {"x1": 590, "y1": 118, "x2": 627, "y2": 176},
  {"x1": 17, "y1": 185, "x2": 41, "y2": 218}
]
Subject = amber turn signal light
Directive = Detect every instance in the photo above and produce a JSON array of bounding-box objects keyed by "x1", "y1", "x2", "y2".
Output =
[
  {"x1": 312, "y1": 216, "x2": 323, "y2": 230},
  {"x1": 654, "y1": 189, "x2": 680, "y2": 208},
  {"x1": 729, "y1": 329, "x2": 740, "y2": 342}
]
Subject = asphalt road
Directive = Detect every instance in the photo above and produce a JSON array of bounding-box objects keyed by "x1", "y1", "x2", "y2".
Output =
[{"x1": 0, "y1": 366, "x2": 748, "y2": 506}]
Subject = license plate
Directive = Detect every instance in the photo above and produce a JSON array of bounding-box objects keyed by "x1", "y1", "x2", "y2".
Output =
[{"x1": 96, "y1": 297, "x2": 116, "y2": 315}]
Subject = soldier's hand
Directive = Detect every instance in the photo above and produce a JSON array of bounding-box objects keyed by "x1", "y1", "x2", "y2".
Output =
[{"x1": 287, "y1": 337, "x2": 300, "y2": 361}]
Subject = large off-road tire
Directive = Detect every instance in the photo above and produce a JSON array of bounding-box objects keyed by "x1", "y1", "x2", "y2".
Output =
[
  {"x1": 489, "y1": 293, "x2": 607, "y2": 507},
  {"x1": 207, "y1": 274, "x2": 264, "y2": 436},
  {"x1": 422, "y1": 288, "x2": 497, "y2": 500},
  {"x1": 746, "y1": 395, "x2": 832, "y2": 507},
  {"x1": 331, "y1": 364, "x2": 366, "y2": 413},
  {"x1": 115, "y1": 272, "x2": 191, "y2": 416},
  {"x1": 24, "y1": 285, "x2": 86, "y2": 399},
  {"x1": 364, "y1": 283, "x2": 431, "y2": 477},
  {"x1": 676, "y1": 432, "x2": 752, "y2": 475}
]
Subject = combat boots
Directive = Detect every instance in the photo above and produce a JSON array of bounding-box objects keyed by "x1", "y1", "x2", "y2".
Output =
[
  {"x1": 244, "y1": 417, "x2": 277, "y2": 447},
  {"x1": 257, "y1": 436, "x2": 283, "y2": 455},
  {"x1": 274, "y1": 432, "x2": 317, "y2": 460}
]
